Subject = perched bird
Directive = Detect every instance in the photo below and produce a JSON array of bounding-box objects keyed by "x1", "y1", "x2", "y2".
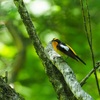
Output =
[{"x1": 51, "y1": 38, "x2": 86, "y2": 65}]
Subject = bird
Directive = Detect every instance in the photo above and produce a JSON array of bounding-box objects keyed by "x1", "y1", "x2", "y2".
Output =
[{"x1": 51, "y1": 38, "x2": 86, "y2": 65}]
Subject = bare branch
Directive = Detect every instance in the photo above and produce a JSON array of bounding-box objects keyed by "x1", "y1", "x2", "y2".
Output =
[
  {"x1": 45, "y1": 42, "x2": 94, "y2": 100},
  {"x1": 80, "y1": 0, "x2": 100, "y2": 95},
  {"x1": 80, "y1": 62, "x2": 100, "y2": 86}
]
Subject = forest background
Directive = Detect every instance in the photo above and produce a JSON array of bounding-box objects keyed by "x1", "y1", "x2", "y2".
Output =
[{"x1": 0, "y1": 0, "x2": 100, "y2": 100}]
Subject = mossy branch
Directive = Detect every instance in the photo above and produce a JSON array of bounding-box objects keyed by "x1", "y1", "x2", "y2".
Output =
[
  {"x1": 0, "y1": 75, "x2": 24, "y2": 100},
  {"x1": 13, "y1": 0, "x2": 74, "y2": 99}
]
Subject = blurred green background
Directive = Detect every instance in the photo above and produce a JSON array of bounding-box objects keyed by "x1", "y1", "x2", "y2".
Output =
[{"x1": 0, "y1": 0, "x2": 100, "y2": 100}]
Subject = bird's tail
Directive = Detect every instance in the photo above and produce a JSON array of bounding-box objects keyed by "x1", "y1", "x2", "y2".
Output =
[{"x1": 75, "y1": 55, "x2": 86, "y2": 65}]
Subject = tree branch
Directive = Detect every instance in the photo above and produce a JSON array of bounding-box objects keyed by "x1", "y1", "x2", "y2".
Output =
[
  {"x1": 80, "y1": 62, "x2": 100, "y2": 86},
  {"x1": 45, "y1": 41, "x2": 94, "y2": 100},
  {"x1": 13, "y1": 0, "x2": 76, "y2": 99},
  {"x1": 0, "y1": 75, "x2": 24, "y2": 100},
  {"x1": 5, "y1": 20, "x2": 27, "y2": 82},
  {"x1": 80, "y1": 0, "x2": 100, "y2": 95}
]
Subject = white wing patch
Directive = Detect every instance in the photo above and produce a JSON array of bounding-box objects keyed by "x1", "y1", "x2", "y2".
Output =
[{"x1": 60, "y1": 44, "x2": 69, "y2": 51}]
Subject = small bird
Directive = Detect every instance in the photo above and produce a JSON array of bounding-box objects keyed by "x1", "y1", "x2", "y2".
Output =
[{"x1": 51, "y1": 38, "x2": 86, "y2": 65}]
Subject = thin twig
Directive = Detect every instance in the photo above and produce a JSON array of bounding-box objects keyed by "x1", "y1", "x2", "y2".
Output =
[
  {"x1": 86, "y1": 0, "x2": 100, "y2": 95},
  {"x1": 86, "y1": 0, "x2": 92, "y2": 44},
  {"x1": 80, "y1": 62, "x2": 100, "y2": 86},
  {"x1": 80, "y1": 0, "x2": 100, "y2": 95},
  {"x1": 80, "y1": 0, "x2": 90, "y2": 46}
]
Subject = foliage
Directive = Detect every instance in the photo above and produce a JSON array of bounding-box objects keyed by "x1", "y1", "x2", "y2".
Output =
[{"x1": 0, "y1": 0, "x2": 100, "y2": 100}]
